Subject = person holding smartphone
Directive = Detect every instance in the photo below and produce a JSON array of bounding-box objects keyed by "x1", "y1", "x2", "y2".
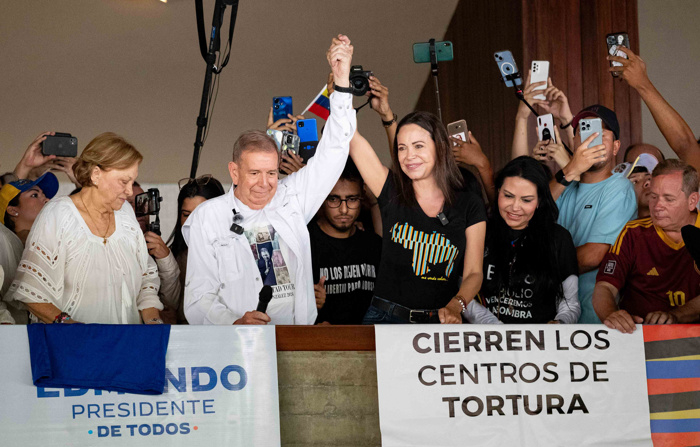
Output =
[
  {"x1": 464, "y1": 157, "x2": 580, "y2": 324},
  {"x1": 350, "y1": 108, "x2": 487, "y2": 324},
  {"x1": 549, "y1": 105, "x2": 638, "y2": 323}
]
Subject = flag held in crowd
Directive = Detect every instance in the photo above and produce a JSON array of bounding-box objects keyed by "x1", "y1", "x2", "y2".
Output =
[{"x1": 303, "y1": 85, "x2": 330, "y2": 120}]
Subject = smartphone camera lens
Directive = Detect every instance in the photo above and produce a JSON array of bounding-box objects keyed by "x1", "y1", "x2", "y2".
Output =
[{"x1": 298, "y1": 122, "x2": 304, "y2": 127}]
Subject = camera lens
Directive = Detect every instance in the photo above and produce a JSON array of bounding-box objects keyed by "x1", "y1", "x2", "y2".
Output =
[
  {"x1": 274, "y1": 104, "x2": 279, "y2": 109},
  {"x1": 298, "y1": 122, "x2": 304, "y2": 127}
]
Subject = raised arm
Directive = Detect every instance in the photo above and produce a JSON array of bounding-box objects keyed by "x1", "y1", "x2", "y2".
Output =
[
  {"x1": 13, "y1": 132, "x2": 57, "y2": 179},
  {"x1": 368, "y1": 75, "x2": 398, "y2": 151},
  {"x1": 611, "y1": 46, "x2": 700, "y2": 170},
  {"x1": 350, "y1": 131, "x2": 389, "y2": 199},
  {"x1": 450, "y1": 132, "x2": 496, "y2": 206},
  {"x1": 511, "y1": 70, "x2": 546, "y2": 159},
  {"x1": 282, "y1": 35, "x2": 357, "y2": 222}
]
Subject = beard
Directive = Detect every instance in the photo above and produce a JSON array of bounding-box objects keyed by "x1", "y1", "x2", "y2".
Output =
[
  {"x1": 328, "y1": 216, "x2": 355, "y2": 232},
  {"x1": 587, "y1": 159, "x2": 609, "y2": 172}
]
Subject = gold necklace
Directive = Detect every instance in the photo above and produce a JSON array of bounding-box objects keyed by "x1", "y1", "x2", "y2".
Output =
[{"x1": 80, "y1": 194, "x2": 111, "y2": 245}]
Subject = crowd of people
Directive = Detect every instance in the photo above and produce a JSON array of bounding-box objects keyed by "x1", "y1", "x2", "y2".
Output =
[{"x1": 1, "y1": 34, "x2": 699, "y2": 333}]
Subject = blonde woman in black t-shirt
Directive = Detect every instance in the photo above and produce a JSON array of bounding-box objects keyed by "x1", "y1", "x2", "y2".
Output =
[{"x1": 350, "y1": 110, "x2": 487, "y2": 324}]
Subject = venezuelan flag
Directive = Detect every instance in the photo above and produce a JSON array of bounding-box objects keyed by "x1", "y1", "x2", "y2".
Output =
[{"x1": 303, "y1": 85, "x2": 330, "y2": 120}]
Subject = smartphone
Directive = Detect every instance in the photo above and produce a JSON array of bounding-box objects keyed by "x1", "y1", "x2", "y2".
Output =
[
  {"x1": 272, "y1": 96, "x2": 293, "y2": 122},
  {"x1": 266, "y1": 129, "x2": 283, "y2": 151},
  {"x1": 579, "y1": 118, "x2": 604, "y2": 148},
  {"x1": 280, "y1": 131, "x2": 299, "y2": 154},
  {"x1": 298, "y1": 142, "x2": 318, "y2": 164},
  {"x1": 537, "y1": 114, "x2": 556, "y2": 143},
  {"x1": 413, "y1": 41, "x2": 454, "y2": 64},
  {"x1": 42, "y1": 132, "x2": 78, "y2": 157},
  {"x1": 494, "y1": 50, "x2": 521, "y2": 87},
  {"x1": 606, "y1": 32, "x2": 630, "y2": 78},
  {"x1": 447, "y1": 120, "x2": 469, "y2": 145},
  {"x1": 530, "y1": 61, "x2": 549, "y2": 100},
  {"x1": 296, "y1": 119, "x2": 318, "y2": 143}
]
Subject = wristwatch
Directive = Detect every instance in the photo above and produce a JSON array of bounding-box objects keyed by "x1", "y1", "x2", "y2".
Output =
[
  {"x1": 555, "y1": 169, "x2": 572, "y2": 186},
  {"x1": 382, "y1": 113, "x2": 398, "y2": 128},
  {"x1": 333, "y1": 83, "x2": 354, "y2": 94},
  {"x1": 53, "y1": 312, "x2": 72, "y2": 324}
]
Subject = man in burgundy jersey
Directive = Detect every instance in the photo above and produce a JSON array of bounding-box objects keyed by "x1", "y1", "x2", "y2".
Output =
[{"x1": 593, "y1": 159, "x2": 700, "y2": 333}]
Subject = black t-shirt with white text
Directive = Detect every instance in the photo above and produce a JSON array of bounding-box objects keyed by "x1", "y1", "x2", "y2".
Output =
[
  {"x1": 478, "y1": 224, "x2": 578, "y2": 323},
  {"x1": 309, "y1": 221, "x2": 382, "y2": 324},
  {"x1": 374, "y1": 173, "x2": 487, "y2": 310}
]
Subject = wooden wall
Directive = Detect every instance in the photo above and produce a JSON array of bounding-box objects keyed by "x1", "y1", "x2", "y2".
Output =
[{"x1": 415, "y1": 0, "x2": 641, "y2": 170}]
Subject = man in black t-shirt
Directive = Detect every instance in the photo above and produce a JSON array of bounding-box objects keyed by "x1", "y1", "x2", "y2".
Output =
[{"x1": 309, "y1": 161, "x2": 382, "y2": 324}]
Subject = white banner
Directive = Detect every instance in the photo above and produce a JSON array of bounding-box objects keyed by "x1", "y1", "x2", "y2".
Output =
[
  {"x1": 0, "y1": 326, "x2": 280, "y2": 446},
  {"x1": 375, "y1": 325, "x2": 652, "y2": 447}
]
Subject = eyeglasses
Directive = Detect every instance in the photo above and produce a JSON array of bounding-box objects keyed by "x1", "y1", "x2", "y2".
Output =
[
  {"x1": 326, "y1": 196, "x2": 361, "y2": 209},
  {"x1": 178, "y1": 174, "x2": 212, "y2": 190}
]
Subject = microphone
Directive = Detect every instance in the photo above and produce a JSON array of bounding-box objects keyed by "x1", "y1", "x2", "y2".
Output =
[
  {"x1": 256, "y1": 285, "x2": 273, "y2": 313},
  {"x1": 682, "y1": 225, "x2": 700, "y2": 264},
  {"x1": 230, "y1": 208, "x2": 244, "y2": 235}
]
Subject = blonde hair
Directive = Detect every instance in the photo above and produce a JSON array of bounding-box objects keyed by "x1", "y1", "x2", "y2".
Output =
[{"x1": 73, "y1": 133, "x2": 143, "y2": 187}]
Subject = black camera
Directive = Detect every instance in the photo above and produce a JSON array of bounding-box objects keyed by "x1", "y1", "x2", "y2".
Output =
[
  {"x1": 134, "y1": 188, "x2": 163, "y2": 235},
  {"x1": 42, "y1": 132, "x2": 78, "y2": 157},
  {"x1": 348, "y1": 65, "x2": 373, "y2": 96}
]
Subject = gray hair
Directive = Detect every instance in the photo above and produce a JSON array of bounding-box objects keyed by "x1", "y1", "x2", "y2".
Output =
[
  {"x1": 652, "y1": 159, "x2": 700, "y2": 197},
  {"x1": 232, "y1": 130, "x2": 278, "y2": 163}
]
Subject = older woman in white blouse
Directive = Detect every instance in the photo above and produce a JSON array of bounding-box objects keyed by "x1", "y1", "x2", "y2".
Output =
[{"x1": 7, "y1": 133, "x2": 163, "y2": 324}]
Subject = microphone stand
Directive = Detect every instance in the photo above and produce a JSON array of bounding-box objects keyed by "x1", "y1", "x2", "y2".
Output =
[{"x1": 189, "y1": 0, "x2": 240, "y2": 179}]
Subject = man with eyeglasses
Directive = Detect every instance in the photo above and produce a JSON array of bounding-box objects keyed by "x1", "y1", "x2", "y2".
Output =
[{"x1": 309, "y1": 160, "x2": 382, "y2": 324}]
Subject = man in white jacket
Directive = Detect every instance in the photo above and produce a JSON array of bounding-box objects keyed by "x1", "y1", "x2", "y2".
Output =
[{"x1": 183, "y1": 35, "x2": 357, "y2": 325}]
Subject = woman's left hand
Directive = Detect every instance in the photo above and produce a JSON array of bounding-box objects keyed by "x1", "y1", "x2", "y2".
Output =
[{"x1": 439, "y1": 299, "x2": 463, "y2": 324}]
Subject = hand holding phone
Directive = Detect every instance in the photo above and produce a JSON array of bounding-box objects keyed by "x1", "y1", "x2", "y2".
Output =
[
  {"x1": 578, "y1": 118, "x2": 603, "y2": 148},
  {"x1": 537, "y1": 114, "x2": 556, "y2": 143},
  {"x1": 447, "y1": 120, "x2": 469, "y2": 145},
  {"x1": 42, "y1": 133, "x2": 78, "y2": 157},
  {"x1": 530, "y1": 61, "x2": 549, "y2": 100},
  {"x1": 606, "y1": 33, "x2": 630, "y2": 77},
  {"x1": 272, "y1": 96, "x2": 293, "y2": 122}
]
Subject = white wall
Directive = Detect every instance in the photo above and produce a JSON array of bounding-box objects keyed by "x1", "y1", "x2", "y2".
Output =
[
  {"x1": 0, "y1": 0, "x2": 458, "y2": 183},
  {"x1": 14, "y1": 0, "x2": 456, "y2": 235},
  {"x1": 638, "y1": 0, "x2": 700, "y2": 157}
]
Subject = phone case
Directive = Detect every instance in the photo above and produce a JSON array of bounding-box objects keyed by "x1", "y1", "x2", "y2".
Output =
[
  {"x1": 296, "y1": 119, "x2": 318, "y2": 143},
  {"x1": 537, "y1": 114, "x2": 556, "y2": 143},
  {"x1": 447, "y1": 120, "x2": 469, "y2": 145},
  {"x1": 579, "y1": 118, "x2": 604, "y2": 148},
  {"x1": 531, "y1": 61, "x2": 549, "y2": 100},
  {"x1": 266, "y1": 129, "x2": 283, "y2": 151},
  {"x1": 41, "y1": 134, "x2": 78, "y2": 157},
  {"x1": 281, "y1": 131, "x2": 299, "y2": 154},
  {"x1": 413, "y1": 41, "x2": 454, "y2": 64},
  {"x1": 272, "y1": 96, "x2": 293, "y2": 122},
  {"x1": 298, "y1": 142, "x2": 318, "y2": 164},
  {"x1": 606, "y1": 33, "x2": 630, "y2": 77},
  {"x1": 494, "y1": 50, "x2": 521, "y2": 87}
]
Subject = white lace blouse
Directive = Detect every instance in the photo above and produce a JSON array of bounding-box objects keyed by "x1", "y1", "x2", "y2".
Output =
[{"x1": 7, "y1": 196, "x2": 162, "y2": 324}]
